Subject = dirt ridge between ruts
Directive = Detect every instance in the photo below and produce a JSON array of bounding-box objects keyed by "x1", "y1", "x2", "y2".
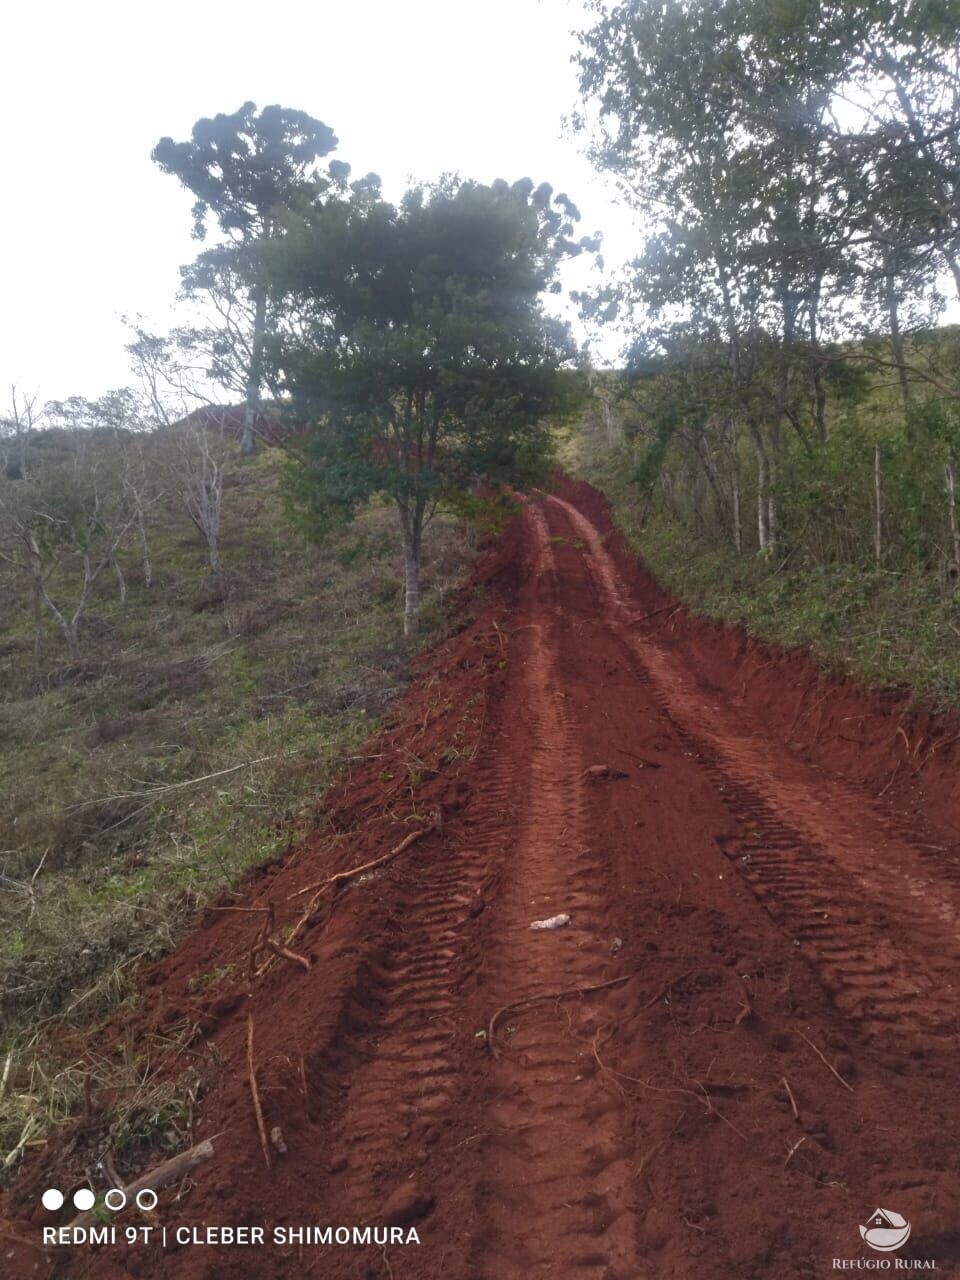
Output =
[{"x1": 4, "y1": 477, "x2": 960, "y2": 1279}]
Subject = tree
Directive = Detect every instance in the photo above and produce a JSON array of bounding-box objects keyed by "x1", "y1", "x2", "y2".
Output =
[
  {"x1": 0, "y1": 387, "x2": 40, "y2": 480},
  {"x1": 153, "y1": 102, "x2": 344, "y2": 455},
  {"x1": 575, "y1": 0, "x2": 960, "y2": 552},
  {"x1": 267, "y1": 177, "x2": 590, "y2": 633},
  {"x1": 0, "y1": 435, "x2": 135, "y2": 661},
  {"x1": 163, "y1": 419, "x2": 228, "y2": 573}
]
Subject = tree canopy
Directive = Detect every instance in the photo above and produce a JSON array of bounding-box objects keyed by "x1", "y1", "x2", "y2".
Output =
[
  {"x1": 152, "y1": 101, "x2": 341, "y2": 240},
  {"x1": 267, "y1": 176, "x2": 591, "y2": 631},
  {"x1": 576, "y1": 0, "x2": 960, "y2": 551},
  {"x1": 153, "y1": 102, "x2": 357, "y2": 455}
]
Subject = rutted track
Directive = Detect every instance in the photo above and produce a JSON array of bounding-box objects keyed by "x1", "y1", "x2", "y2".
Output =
[
  {"x1": 8, "y1": 483, "x2": 960, "y2": 1279},
  {"x1": 469, "y1": 503, "x2": 637, "y2": 1279},
  {"x1": 549, "y1": 493, "x2": 960, "y2": 1046}
]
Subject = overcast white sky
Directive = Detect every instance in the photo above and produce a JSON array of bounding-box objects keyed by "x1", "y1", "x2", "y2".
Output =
[{"x1": 1, "y1": 0, "x2": 635, "y2": 406}]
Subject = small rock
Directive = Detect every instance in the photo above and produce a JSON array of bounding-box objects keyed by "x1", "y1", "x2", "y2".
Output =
[
  {"x1": 328, "y1": 1155, "x2": 348, "y2": 1174},
  {"x1": 270, "y1": 1126, "x2": 287, "y2": 1155},
  {"x1": 380, "y1": 1181, "x2": 434, "y2": 1228},
  {"x1": 609, "y1": 936, "x2": 623, "y2": 955}
]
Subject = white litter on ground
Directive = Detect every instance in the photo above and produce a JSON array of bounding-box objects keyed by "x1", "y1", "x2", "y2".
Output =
[{"x1": 529, "y1": 914, "x2": 571, "y2": 930}]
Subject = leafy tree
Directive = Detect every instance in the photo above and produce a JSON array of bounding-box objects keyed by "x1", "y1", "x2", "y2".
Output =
[
  {"x1": 153, "y1": 102, "x2": 346, "y2": 454},
  {"x1": 576, "y1": 0, "x2": 960, "y2": 552},
  {"x1": 267, "y1": 177, "x2": 590, "y2": 632}
]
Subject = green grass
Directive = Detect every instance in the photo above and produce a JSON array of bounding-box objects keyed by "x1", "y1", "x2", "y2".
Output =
[
  {"x1": 569, "y1": 432, "x2": 960, "y2": 710},
  {"x1": 0, "y1": 444, "x2": 476, "y2": 1170}
]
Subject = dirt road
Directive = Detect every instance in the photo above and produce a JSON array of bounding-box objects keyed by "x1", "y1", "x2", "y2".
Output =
[{"x1": 10, "y1": 483, "x2": 960, "y2": 1278}]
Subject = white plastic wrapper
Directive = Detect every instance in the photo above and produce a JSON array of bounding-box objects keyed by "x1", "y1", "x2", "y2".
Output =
[{"x1": 529, "y1": 913, "x2": 571, "y2": 930}]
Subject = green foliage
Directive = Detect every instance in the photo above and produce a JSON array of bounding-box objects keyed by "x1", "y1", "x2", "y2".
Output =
[
  {"x1": 152, "y1": 102, "x2": 340, "y2": 240},
  {"x1": 271, "y1": 177, "x2": 587, "y2": 534},
  {"x1": 264, "y1": 175, "x2": 588, "y2": 629},
  {"x1": 575, "y1": 348, "x2": 960, "y2": 709}
]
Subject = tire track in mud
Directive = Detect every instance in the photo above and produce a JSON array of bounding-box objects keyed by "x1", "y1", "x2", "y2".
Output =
[
  {"x1": 469, "y1": 503, "x2": 638, "y2": 1280},
  {"x1": 323, "y1": 832, "x2": 484, "y2": 1216},
  {"x1": 546, "y1": 493, "x2": 960, "y2": 1046}
]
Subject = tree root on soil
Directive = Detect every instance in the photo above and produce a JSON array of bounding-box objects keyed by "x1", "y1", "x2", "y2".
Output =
[
  {"x1": 249, "y1": 824, "x2": 436, "y2": 979},
  {"x1": 486, "y1": 974, "x2": 636, "y2": 1060}
]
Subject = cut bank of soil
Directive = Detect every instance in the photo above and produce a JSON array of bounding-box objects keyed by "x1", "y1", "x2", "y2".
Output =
[{"x1": 5, "y1": 481, "x2": 960, "y2": 1279}]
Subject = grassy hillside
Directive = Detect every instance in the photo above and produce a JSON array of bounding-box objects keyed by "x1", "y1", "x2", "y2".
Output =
[{"x1": 0, "y1": 440, "x2": 475, "y2": 1169}]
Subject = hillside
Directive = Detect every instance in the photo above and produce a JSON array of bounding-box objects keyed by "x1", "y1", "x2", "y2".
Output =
[{"x1": 0, "y1": 436, "x2": 475, "y2": 1167}]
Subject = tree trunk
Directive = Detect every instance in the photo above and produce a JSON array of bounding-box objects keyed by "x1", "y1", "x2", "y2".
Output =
[
  {"x1": 399, "y1": 503, "x2": 422, "y2": 636},
  {"x1": 754, "y1": 439, "x2": 772, "y2": 553},
  {"x1": 874, "y1": 444, "x2": 883, "y2": 568},
  {"x1": 111, "y1": 552, "x2": 127, "y2": 603},
  {"x1": 242, "y1": 275, "x2": 268, "y2": 458},
  {"x1": 36, "y1": 582, "x2": 82, "y2": 662},
  {"x1": 402, "y1": 533, "x2": 421, "y2": 636},
  {"x1": 60, "y1": 620, "x2": 81, "y2": 664},
  {"x1": 757, "y1": 466, "x2": 770, "y2": 552},
  {"x1": 809, "y1": 285, "x2": 828, "y2": 443},
  {"x1": 946, "y1": 454, "x2": 960, "y2": 575},
  {"x1": 136, "y1": 506, "x2": 153, "y2": 588},
  {"x1": 883, "y1": 267, "x2": 911, "y2": 413},
  {"x1": 732, "y1": 472, "x2": 742, "y2": 554},
  {"x1": 30, "y1": 574, "x2": 44, "y2": 671}
]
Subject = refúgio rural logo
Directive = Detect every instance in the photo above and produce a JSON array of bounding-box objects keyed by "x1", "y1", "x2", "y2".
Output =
[{"x1": 860, "y1": 1209, "x2": 911, "y2": 1253}]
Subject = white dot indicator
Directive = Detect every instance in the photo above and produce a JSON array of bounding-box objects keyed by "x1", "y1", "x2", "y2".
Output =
[
  {"x1": 41, "y1": 1189, "x2": 64, "y2": 1211},
  {"x1": 135, "y1": 1189, "x2": 158, "y2": 1211},
  {"x1": 72, "y1": 1188, "x2": 95, "y2": 1212},
  {"x1": 104, "y1": 1188, "x2": 127, "y2": 1212}
]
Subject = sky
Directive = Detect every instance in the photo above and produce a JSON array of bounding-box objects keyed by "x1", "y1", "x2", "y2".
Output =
[{"x1": 1, "y1": 0, "x2": 636, "y2": 408}]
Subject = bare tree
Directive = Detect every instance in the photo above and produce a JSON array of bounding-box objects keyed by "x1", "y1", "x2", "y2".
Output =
[
  {"x1": 0, "y1": 386, "x2": 40, "y2": 480},
  {"x1": 0, "y1": 436, "x2": 136, "y2": 661},
  {"x1": 166, "y1": 421, "x2": 227, "y2": 573}
]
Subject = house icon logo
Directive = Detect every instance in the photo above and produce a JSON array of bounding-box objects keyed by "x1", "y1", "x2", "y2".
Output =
[{"x1": 860, "y1": 1208, "x2": 911, "y2": 1252}]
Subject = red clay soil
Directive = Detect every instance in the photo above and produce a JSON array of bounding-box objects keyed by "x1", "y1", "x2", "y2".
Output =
[{"x1": 5, "y1": 479, "x2": 960, "y2": 1279}]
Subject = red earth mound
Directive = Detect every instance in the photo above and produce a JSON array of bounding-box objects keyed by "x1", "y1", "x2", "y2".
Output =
[{"x1": 4, "y1": 481, "x2": 960, "y2": 1279}]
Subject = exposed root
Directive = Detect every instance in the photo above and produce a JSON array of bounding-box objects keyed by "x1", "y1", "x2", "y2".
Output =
[
  {"x1": 254, "y1": 824, "x2": 436, "y2": 978},
  {"x1": 286, "y1": 824, "x2": 436, "y2": 904},
  {"x1": 877, "y1": 760, "x2": 901, "y2": 798},
  {"x1": 266, "y1": 938, "x2": 311, "y2": 972},
  {"x1": 631, "y1": 603, "x2": 679, "y2": 625},
  {"x1": 643, "y1": 970, "x2": 695, "y2": 1010},
  {"x1": 487, "y1": 973, "x2": 636, "y2": 1060}
]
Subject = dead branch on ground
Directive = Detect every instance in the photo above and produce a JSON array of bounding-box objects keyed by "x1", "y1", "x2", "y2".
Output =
[
  {"x1": 246, "y1": 1016, "x2": 271, "y2": 1170},
  {"x1": 252, "y1": 824, "x2": 436, "y2": 980},
  {"x1": 797, "y1": 1031, "x2": 854, "y2": 1093},
  {"x1": 781, "y1": 1075, "x2": 800, "y2": 1121},
  {"x1": 66, "y1": 1136, "x2": 221, "y2": 1231}
]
